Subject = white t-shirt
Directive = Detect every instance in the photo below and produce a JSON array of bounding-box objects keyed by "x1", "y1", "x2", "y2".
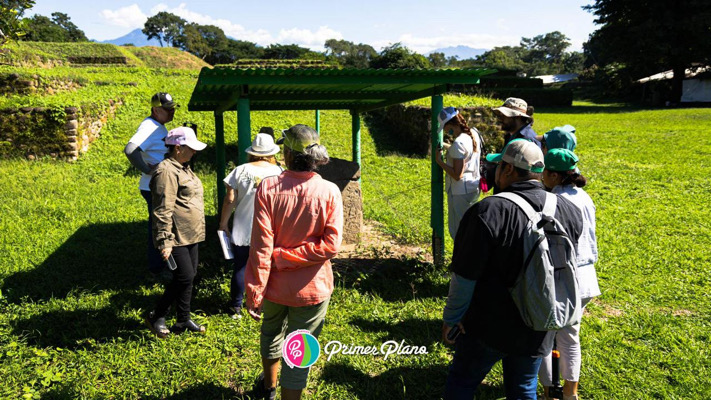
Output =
[
  {"x1": 445, "y1": 130, "x2": 481, "y2": 195},
  {"x1": 128, "y1": 117, "x2": 169, "y2": 191},
  {"x1": 224, "y1": 162, "x2": 283, "y2": 246}
]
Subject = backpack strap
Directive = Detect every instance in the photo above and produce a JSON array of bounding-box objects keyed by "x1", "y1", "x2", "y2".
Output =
[
  {"x1": 494, "y1": 192, "x2": 541, "y2": 225},
  {"x1": 542, "y1": 192, "x2": 557, "y2": 219}
]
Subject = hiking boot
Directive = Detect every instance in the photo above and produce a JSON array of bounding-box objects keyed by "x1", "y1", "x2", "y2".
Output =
[{"x1": 252, "y1": 373, "x2": 276, "y2": 400}]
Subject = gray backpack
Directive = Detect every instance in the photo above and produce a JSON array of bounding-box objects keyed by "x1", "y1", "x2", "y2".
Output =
[{"x1": 495, "y1": 192, "x2": 582, "y2": 331}]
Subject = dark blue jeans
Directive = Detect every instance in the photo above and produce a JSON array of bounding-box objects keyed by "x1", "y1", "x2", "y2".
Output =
[
  {"x1": 229, "y1": 245, "x2": 250, "y2": 308},
  {"x1": 140, "y1": 190, "x2": 165, "y2": 274},
  {"x1": 444, "y1": 333, "x2": 542, "y2": 400}
]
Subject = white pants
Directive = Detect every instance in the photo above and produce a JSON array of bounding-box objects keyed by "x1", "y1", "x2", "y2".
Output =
[
  {"x1": 539, "y1": 298, "x2": 592, "y2": 385},
  {"x1": 447, "y1": 190, "x2": 479, "y2": 239}
]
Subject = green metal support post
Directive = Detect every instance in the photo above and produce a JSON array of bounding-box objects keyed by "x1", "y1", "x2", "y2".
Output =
[
  {"x1": 315, "y1": 109, "x2": 321, "y2": 132},
  {"x1": 351, "y1": 110, "x2": 361, "y2": 181},
  {"x1": 237, "y1": 98, "x2": 251, "y2": 165},
  {"x1": 430, "y1": 95, "x2": 444, "y2": 266},
  {"x1": 215, "y1": 111, "x2": 226, "y2": 212}
]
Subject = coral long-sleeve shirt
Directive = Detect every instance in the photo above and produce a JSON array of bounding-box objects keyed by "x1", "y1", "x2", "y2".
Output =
[{"x1": 245, "y1": 170, "x2": 343, "y2": 309}]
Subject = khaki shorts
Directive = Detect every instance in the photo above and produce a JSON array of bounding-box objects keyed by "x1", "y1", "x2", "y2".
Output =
[{"x1": 260, "y1": 298, "x2": 330, "y2": 390}]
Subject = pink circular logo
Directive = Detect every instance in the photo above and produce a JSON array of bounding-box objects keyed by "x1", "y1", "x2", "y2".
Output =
[{"x1": 282, "y1": 329, "x2": 321, "y2": 369}]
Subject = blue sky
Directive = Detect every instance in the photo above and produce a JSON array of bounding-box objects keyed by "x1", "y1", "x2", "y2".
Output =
[{"x1": 30, "y1": 1, "x2": 598, "y2": 53}]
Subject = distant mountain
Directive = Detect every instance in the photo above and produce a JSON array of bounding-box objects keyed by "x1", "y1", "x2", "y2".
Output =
[
  {"x1": 427, "y1": 46, "x2": 487, "y2": 60},
  {"x1": 100, "y1": 29, "x2": 162, "y2": 47}
]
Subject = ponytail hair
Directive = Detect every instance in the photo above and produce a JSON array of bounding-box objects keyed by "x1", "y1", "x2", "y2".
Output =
[
  {"x1": 561, "y1": 170, "x2": 588, "y2": 188},
  {"x1": 288, "y1": 143, "x2": 329, "y2": 171},
  {"x1": 448, "y1": 113, "x2": 478, "y2": 153}
]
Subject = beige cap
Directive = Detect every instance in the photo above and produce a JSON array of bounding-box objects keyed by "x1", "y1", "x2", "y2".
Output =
[{"x1": 493, "y1": 97, "x2": 532, "y2": 120}]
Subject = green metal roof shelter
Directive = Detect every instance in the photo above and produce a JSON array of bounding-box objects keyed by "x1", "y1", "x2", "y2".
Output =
[{"x1": 187, "y1": 66, "x2": 495, "y2": 264}]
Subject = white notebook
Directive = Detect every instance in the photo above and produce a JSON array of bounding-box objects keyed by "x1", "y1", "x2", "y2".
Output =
[{"x1": 217, "y1": 230, "x2": 234, "y2": 260}]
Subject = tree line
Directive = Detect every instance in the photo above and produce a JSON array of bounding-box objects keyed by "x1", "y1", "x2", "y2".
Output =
[{"x1": 3, "y1": 2, "x2": 710, "y2": 102}]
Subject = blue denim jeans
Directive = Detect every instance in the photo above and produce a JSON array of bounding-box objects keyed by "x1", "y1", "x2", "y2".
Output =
[
  {"x1": 444, "y1": 334, "x2": 542, "y2": 400},
  {"x1": 141, "y1": 190, "x2": 165, "y2": 274}
]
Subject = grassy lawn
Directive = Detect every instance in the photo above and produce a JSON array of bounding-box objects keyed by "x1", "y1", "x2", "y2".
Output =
[{"x1": 1, "y1": 62, "x2": 710, "y2": 400}]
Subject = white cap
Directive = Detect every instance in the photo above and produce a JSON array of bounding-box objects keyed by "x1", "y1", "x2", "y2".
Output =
[
  {"x1": 438, "y1": 107, "x2": 459, "y2": 130},
  {"x1": 166, "y1": 126, "x2": 207, "y2": 151}
]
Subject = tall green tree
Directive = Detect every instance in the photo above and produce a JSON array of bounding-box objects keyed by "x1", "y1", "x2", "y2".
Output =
[
  {"x1": 49, "y1": 12, "x2": 86, "y2": 41},
  {"x1": 0, "y1": 0, "x2": 35, "y2": 45},
  {"x1": 584, "y1": 0, "x2": 711, "y2": 102},
  {"x1": 370, "y1": 43, "x2": 429, "y2": 69},
  {"x1": 142, "y1": 11, "x2": 185, "y2": 47},
  {"x1": 324, "y1": 39, "x2": 376, "y2": 68},
  {"x1": 427, "y1": 52, "x2": 447, "y2": 68},
  {"x1": 180, "y1": 23, "x2": 227, "y2": 62},
  {"x1": 262, "y1": 43, "x2": 323, "y2": 60},
  {"x1": 21, "y1": 12, "x2": 87, "y2": 42},
  {"x1": 476, "y1": 46, "x2": 527, "y2": 71},
  {"x1": 225, "y1": 39, "x2": 264, "y2": 60}
]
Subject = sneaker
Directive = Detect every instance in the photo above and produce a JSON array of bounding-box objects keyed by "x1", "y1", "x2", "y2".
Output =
[
  {"x1": 229, "y1": 306, "x2": 243, "y2": 320},
  {"x1": 252, "y1": 373, "x2": 276, "y2": 400}
]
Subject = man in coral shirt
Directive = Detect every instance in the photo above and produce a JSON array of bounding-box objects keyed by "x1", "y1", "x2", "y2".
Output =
[{"x1": 245, "y1": 124, "x2": 343, "y2": 400}]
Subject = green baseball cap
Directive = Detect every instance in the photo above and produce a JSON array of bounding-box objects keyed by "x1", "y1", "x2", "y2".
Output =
[
  {"x1": 544, "y1": 126, "x2": 577, "y2": 151},
  {"x1": 544, "y1": 148, "x2": 579, "y2": 172},
  {"x1": 485, "y1": 138, "x2": 545, "y2": 173}
]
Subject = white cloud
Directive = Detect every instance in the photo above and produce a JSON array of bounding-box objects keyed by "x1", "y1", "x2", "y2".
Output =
[
  {"x1": 145, "y1": 3, "x2": 340, "y2": 50},
  {"x1": 100, "y1": 4, "x2": 147, "y2": 29},
  {"x1": 373, "y1": 33, "x2": 520, "y2": 54},
  {"x1": 277, "y1": 26, "x2": 343, "y2": 49}
]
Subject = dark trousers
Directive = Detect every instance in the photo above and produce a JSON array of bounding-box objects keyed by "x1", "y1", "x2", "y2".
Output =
[
  {"x1": 229, "y1": 245, "x2": 250, "y2": 308},
  {"x1": 444, "y1": 334, "x2": 542, "y2": 400},
  {"x1": 154, "y1": 244, "x2": 198, "y2": 322},
  {"x1": 140, "y1": 190, "x2": 165, "y2": 274}
]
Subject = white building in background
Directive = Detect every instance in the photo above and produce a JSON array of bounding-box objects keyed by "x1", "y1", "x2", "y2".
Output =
[{"x1": 636, "y1": 66, "x2": 711, "y2": 103}]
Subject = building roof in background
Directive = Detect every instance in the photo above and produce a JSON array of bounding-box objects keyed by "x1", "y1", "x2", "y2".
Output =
[
  {"x1": 636, "y1": 66, "x2": 711, "y2": 84},
  {"x1": 534, "y1": 73, "x2": 579, "y2": 85}
]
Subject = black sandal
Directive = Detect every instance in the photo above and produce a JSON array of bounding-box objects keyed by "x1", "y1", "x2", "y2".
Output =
[
  {"x1": 171, "y1": 319, "x2": 206, "y2": 334},
  {"x1": 144, "y1": 311, "x2": 170, "y2": 338}
]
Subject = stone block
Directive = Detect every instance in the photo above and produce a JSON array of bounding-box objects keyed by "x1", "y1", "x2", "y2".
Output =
[
  {"x1": 65, "y1": 120, "x2": 78, "y2": 130},
  {"x1": 318, "y1": 157, "x2": 363, "y2": 244}
]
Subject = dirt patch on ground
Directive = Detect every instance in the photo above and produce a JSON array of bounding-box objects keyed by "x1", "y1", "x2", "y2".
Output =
[{"x1": 336, "y1": 220, "x2": 431, "y2": 266}]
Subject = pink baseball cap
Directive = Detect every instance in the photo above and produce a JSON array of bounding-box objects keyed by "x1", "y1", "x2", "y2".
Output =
[{"x1": 166, "y1": 126, "x2": 207, "y2": 151}]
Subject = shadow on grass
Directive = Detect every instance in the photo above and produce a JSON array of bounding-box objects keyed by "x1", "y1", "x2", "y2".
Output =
[
  {"x1": 40, "y1": 382, "x2": 244, "y2": 400},
  {"x1": 362, "y1": 112, "x2": 427, "y2": 158},
  {"x1": 321, "y1": 363, "x2": 505, "y2": 400},
  {"x1": 10, "y1": 291, "x2": 153, "y2": 349},
  {"x1": 2, "y1": 222, "x2": 149, "y2": 303},
  {"x1": 331, "y1": 256, "x2": 447, "y2": 302},
  {"x1": 348, "y1": 317, "x2": 442, "y2": 349},
  {"x1": 2, "y1": 219, "x2": 230, "y2": 304}
]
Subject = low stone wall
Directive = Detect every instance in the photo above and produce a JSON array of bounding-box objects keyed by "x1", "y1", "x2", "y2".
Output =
[
  {"x1": 365, "y1": 105, "x2": 505, "y2": 157},
  {"x1": 0, "y1": 73, "x2": 83, "y2": 96},
  {"x1": 317, "y1": 157, "x2": 362, "y2": 245},
  {"x1": 0, "y1": 100, "x2": 122, "y2": 161}
]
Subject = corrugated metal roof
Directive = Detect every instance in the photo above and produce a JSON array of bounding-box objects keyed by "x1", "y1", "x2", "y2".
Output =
[{"x1": 188, "y1": 67, "x2": 496, "y2": 112}]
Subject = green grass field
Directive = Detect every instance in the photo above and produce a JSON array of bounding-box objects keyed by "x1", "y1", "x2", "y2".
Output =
[{"x1": 1, "y1": 56, "x2": 710, "y2": 399}]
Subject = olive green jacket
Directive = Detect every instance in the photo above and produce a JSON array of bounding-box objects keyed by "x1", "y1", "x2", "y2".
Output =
[{"x1": 150, "y1": 157, "x2": 205, "y2": 250}]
